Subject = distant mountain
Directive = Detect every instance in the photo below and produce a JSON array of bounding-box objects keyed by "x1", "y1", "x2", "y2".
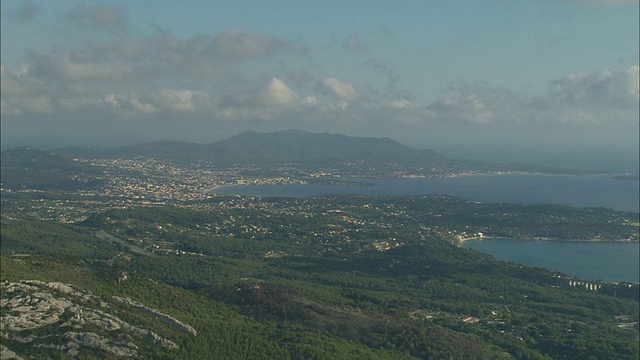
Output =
[
  {"x1": 50, "y1": 129, "x2": 595, "y2": 175},
  {"x1": 205, "y1": 129, "x2": 448, "y2": 165},
  {"x1": 0, "y1": 147, "x2": 103, "y2": 191},
  {"x1": 1, "y1": 147, "x2": 99, "y2": 173},
  {"x1": 57, "y1": 129, "x2": 451, "y2": 167}
]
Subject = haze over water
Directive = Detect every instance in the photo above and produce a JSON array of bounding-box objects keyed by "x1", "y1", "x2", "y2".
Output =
[{"x1": 215, "y1": 174, "x2": 639, "y2": 213}]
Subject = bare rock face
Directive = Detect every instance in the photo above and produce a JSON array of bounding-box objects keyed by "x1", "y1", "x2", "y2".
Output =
[
  {"x1": 1, "y1": 286, "x2": 72, "y2": 332},
  {"x1": 0, "y1": 344, "x2": 23, "y2": 360},
  {"x1": 113, "y1": 296, "x2": 197, "y2": 336},
  {"x1": 1, "y1": 280, "x2": 187, "y2": 358}
]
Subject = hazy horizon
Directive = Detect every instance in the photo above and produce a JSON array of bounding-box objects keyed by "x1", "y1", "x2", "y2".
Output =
[
  {"x1": 2, "y1": 1, "x2": 638, "y2": 172},
  {"x1": 2, "y1": 127, "x2": 636, "y2": 174}
]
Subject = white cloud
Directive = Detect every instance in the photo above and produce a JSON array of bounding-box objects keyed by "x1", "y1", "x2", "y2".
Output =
[
  {"x1": 27, "y1": 52, "x2": 132, "y2": 82},
  {"x1": 326, "y1": 101, "x2": 350, "y2": 111},
  {"x1": 389, "y1": 99, "x2": 416, "y2": 110},
  {"x1": 83, "y1": 89, "x2": 210, "y2": 117},
  {"x1": 320, "y1": 78, "x2": 359, "y2": 102},
  {"x1": 302, "y1": 96, "x2": 318, "y2": 106},
  {"x1": 430, "y1": 95, "x2": 495, "y2": 124},
  {"x1": 544, "y1": 66, "x2": 639, "y2": 109},
  {"x1": 1, "y1": 96, "x2": 53, "y2": 116},
  {"x1": 1, "y1": 66, "x2": 45, "y2": 97},
  {"x1": 427, "y1": 81, "x2": 521, "y2": 124},
  {"x1": 425, "y1": 67, "x2": 639, "y2": 126},
  {"x1": 2, "y1": 5, "x2": 636, "y2": 151},
  {"x1": 0, "y1": 98, "x2": 21, "y2": 116},
  {"x1": 0, "y1": 66, "x2": 55, "y2": 116},
  {"x1": 1, "y1": 28, "x2": 300, "y2": 124},
  {"x1": 146, "y1": 89, "x2": 209, "y2": 112},
  {"x1": 126, "y1": 98, "x2": 158, "y2": 114},
  {"x1": 26, "y1": 97, "x2": 53, "y2": 114},
  {"x1": 260, "y1": 77, "x2": 298, "y2": 106}
]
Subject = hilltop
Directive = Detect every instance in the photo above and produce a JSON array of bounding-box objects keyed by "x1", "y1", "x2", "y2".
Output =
[
  {"x1": 55, "y1": 129, "x2": 449, "y2": 168},
  {"x1": 207, "y1": 129, "x2": 448, "y2": 165},
  {"x1": 50, "y1": 129, "x2": 593, "y2": 176}
]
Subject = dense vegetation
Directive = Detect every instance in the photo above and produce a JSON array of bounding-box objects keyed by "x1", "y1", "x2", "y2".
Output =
[
  {"x1": 2, "y1": 195, "x2": 638, "y2": 359},
  {"x1": 0, "y1": 147, "x2": 104, "y2": 191}
]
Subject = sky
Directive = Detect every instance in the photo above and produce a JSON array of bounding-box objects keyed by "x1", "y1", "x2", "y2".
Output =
[{"x1": 1, "y1": 0, "x2": 639, "y2": 171}]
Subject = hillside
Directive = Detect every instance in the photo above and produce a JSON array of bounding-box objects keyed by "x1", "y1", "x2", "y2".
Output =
[
  {"x1": 2, "y1": 130, "x2": 633, "y2": 358},
  {"x1": 0, "y1": 147, "x2": 104, "y2": 191},
  {"x1": 206, "y1": 129, "x2": 448, "y2": 165},
  {"x1": 0, "y1": 147, "x2": 99, "y2": 173},
  {"x1": 1, "y1": 196, "x2": 638, "y2": 359}
]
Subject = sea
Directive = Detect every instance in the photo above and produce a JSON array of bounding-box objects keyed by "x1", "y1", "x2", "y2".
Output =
[
  {"x1": 464, "y1": 239, "x2": 639, "y2": 283},
  {"x1": 214, "y1": 174, "x2": 639, "y2": 282},
  {"x1": 214, "y1": 174, "x2": 639, "y2": 212}
]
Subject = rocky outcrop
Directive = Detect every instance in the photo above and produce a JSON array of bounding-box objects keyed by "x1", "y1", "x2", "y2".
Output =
[
  {"x1": 0, "y1": 344, "x2": 23, "y2": 360},
  {"x1": 113, "y1": 296, "x2": 197, "y2": 336},
  {"x1": 1, "y1": 281, "x2": 74, "y2": 332},
  {"x1": 32, "y1": 331, "x2": 137, "y2": 357},
  {"x1": 1, "y1": 280, "x2": 180, "y2": 358}
]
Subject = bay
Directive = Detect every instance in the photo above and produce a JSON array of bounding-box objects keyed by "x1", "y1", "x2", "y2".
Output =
[
  {"x1": 214, "y1": 174, "x2": 639, "y2": 282},
  {"x1": 214, "y1": 174, "x2": 639, "y2": 212},
  {"x1": 464, "y1": 239, "x2": 639, "y2": 283}
]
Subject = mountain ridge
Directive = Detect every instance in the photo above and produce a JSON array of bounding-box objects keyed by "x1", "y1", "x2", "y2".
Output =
[
  {"x1": 4, "y1": 129, "x2": 600, "y2": 176},
  {"x1": 204, "y1": 129, "x2": 448, "y2": 165},
  {"x1": 44, "y1": 129, "x2": 451, "y2": 169}
]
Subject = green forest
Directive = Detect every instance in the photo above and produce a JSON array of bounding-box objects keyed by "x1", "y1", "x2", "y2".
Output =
[{"x1": 1, "y1": 195, "x2": 638, "y2": 359}]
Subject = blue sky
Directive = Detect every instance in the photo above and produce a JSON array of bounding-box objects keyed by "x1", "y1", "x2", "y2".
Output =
[{"x1": 1, "y1": 1, "x2": 638, "y2": 170}]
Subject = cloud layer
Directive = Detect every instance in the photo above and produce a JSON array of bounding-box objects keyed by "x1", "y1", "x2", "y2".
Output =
[{"x1": 1, "y1": 1, "x2": 638, "y2": 157}]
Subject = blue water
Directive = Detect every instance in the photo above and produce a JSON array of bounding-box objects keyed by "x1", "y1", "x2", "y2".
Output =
[
  {"x1": 464, "y1": 239, "x2": 639, "y2": 283},
  {"x1": 215, "y1": 174, "x2": 639, "y2": 212},
  {"x1": 215, "y1": 174, "x2": 639, "y2": 281}
]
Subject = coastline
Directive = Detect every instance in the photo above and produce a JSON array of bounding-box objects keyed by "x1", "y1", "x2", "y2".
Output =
[
  {"x1": 461, "y1": 238, "x2": 640, "y2": 283},
  {"x1": 458, "y1": 236, "x2": 639, "y2": 245},
  {"x1": 203, "y1": 174, "x2": 639, "y2": 213},
  {"x1": 203, "y1": 184, "x2": 225, "y2": 193}
]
